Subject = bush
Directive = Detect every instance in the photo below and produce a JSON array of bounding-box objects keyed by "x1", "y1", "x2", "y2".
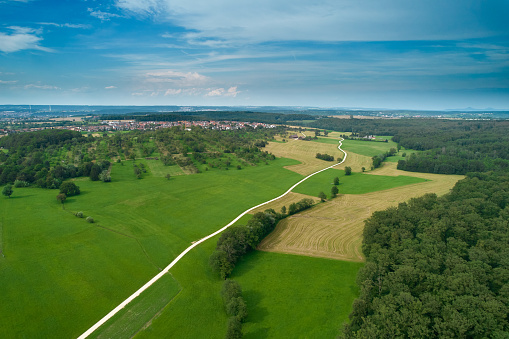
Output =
[
  {"x1": 75, "y1": 211, "x2": 84, "y2": 218},
  {"x1": 99, "y1": 170, "x2": 111, "y2": 182},
  {"x1": 14, "y1": 180, "x2": 29, "y2": 188},
  {"x1": 86, "y1": 216, "x2": 94, "y2": 223}
]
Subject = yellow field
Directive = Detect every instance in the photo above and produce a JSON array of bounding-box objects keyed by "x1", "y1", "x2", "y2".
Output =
[
  {"x1": 258, "y1": 156, "x2": 464, "y2": 262},
  {"x1": 265, "y1": 138, "x2": 344, "y2": 176},
  {"x1": 266, "y1": 136, "x2": 372, "y2": 174}
]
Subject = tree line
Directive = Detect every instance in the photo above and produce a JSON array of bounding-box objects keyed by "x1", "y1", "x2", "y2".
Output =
[{"x1": 209, "y1": 198, "x2": 315, "y2": 280}]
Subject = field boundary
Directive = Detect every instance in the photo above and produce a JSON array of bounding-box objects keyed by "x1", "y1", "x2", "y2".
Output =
[{"x1": 78, "y1": 138, "x2": 347, "y2": 339}]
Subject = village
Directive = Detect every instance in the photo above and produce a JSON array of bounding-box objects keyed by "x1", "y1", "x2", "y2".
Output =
[{"x1": 0, "y1": 117, "x2": 276, "y2": 136}]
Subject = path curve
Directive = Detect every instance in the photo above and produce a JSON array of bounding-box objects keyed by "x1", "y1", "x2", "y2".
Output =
[{"x1": 78, "y1": 137, "x2": 347, "y2": 339}]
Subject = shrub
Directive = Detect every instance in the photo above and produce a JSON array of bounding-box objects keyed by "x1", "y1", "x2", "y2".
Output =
[
  {"x1": 14, "y1": 180, "x2": 30, "y2": 188},
  {"x1": 75, "y1": 211, "x2": 84, "y2": 218},
  {"x1": 86, "y1": 216, "x2": 94, "y2": 223}
]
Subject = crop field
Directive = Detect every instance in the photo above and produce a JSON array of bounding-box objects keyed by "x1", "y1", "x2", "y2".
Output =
[
  {"x1": 263, "y1": 138, "x2": 344, "y2": 175},
  {"x1": 259, "y1": 164, "x2": 464, "y2": 261}
]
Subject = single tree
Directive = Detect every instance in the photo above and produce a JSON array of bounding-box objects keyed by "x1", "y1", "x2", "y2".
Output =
[
  {"x1": 56, "y1": 193, "x2": 67, "y2": 208},
  {"x1": 2, "y1": 184, "x2": 13, "y2": 198},
  {"x1": 318, "y1": 191, "x2": 327, "y2": 202},
  {"x1": 331, "y1": 185, "x2": 339, "y2": 198},
  {"x1": 60, "y1": 181, "x2": 80, "y2": 196},
  {"x1": 165, "y1": 173, "x2": 171, "y2": 180},
  {"x1": 345, "y1": 166, "x2": 352, "y2": 175},
  {"x1": 281, "y1": 205, "x2": 287, "y2": 215},
  {"x1": 333, "y1": 176, "x2": 339, "y2": 185},
  {"x1": 362, "y1": 167, "x2": 366, "y2": 172}
]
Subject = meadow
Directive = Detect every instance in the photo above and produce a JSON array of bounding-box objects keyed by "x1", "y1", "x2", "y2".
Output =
[{"x1": 0, "y1": 156, "x2": 305, "y2": 338}]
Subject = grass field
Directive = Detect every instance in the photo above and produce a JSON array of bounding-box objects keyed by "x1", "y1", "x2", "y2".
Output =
[
  {"x1": 131, "y1": 245, "x2": 362, "y2": 339},
  {"x1": 0, "y1": 157, "x2": 305, "y2": 338},
  {"x1": 340, "y1": 138, "x2": 399, "y2": 157},
  {"x1": 259, "y1": 162, "x2": 464, "y2": 261},
  {"x1": 292, "y1": 168, "x2": 426, "y2": 197},
  {"x1": 233, "y1": 251, "x2": 363, "y2": 338}
]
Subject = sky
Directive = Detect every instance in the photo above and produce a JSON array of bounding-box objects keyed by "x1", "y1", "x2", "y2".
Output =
[{"x1": 0, "y1": 0, "x2": 508, "y2": 110}]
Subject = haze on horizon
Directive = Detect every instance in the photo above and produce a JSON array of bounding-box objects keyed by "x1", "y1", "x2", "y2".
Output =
[{"x1": 0, "y1": 0, "x2": 508, "y2": 110}]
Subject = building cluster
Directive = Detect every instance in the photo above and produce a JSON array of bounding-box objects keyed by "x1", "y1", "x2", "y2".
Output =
[{"x1": 0, "y1": 119, "x2": 276, "y2": 136}]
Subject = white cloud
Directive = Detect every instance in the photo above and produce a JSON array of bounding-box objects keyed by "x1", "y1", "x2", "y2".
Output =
[
  {"x1": 131, "y1": 92, "x2": 144, "y2": 96},
  {"x1": 105, "y1": 85, "x2": 117, "y2": 89},
  {"x1": 206, "y1": 86, "x2": 239, "y2": 97},
  {"x1": 116, "y1": 0, "x2": 161, "y2": 16},
  {"x1": 164, "y1": 88, "x2": 182, "y2": 95},
  {"x1": 0, "y1": 27, "x2": 53, "y2": 52},
  {"x1": 116, "y1": 0, "x2": 503, "y2": 44},
  {"x1": 24, "y1": 84, "x2": 60, "y2": 90},
  {"x1": 0, "y1": 80, "x2": 17, "y2": 84},
  {"x1": 88, "y1": 8, "x2": 122, "y2": 21},
  {"x1": 145, "y1": 70, "x2": 209, "y2": 87},
  {"x1": 38, "y1": 22, "x2": 91, "y2": 29}
]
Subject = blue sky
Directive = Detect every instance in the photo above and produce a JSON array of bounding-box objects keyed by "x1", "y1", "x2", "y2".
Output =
[{"x1": 0, "y1": 0, "x2": 508, "y2": 109}]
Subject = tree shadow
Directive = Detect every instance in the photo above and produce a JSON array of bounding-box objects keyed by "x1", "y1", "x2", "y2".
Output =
[
  {"x1": 243, "y1": 290, "x2": 269, "y2": 324},
  {"x1": 7, "y1": 194, "x2": 34, "y2": 199}
]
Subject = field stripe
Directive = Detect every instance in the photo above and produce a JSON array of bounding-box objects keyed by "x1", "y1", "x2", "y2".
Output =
[{"x1": 77, "y1": 138, "x2": 347, "y2": 339}]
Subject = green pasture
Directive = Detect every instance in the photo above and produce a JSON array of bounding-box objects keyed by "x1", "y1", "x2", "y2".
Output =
[
  {"x1": 234, "y1": 251, "x2": 363, "y2": 338},
  {"x1": 340, "y1": 139, "x2": 398, "y2": 157},
  {"x1": 91, "y1": 274, "x2": 181, "y2": 339},
  {"x1": 0, "y1": 156, "x2": 304, "y2": 338},
  {"x1": 134, "y1": 244, "x2": 362, "y2": 339},
  {"x1": 293, "y1": 168, "x2": 426, "y2": 197}
]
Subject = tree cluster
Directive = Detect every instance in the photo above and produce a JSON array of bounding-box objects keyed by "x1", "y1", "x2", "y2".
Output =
[
  {"x1": 343, "y1": 172, "x2": 509, "y2": 338},
  {"x1": 316, "y1": 153, "x2": 335, "y2": 161},
  {"x1": 210, "y1": 210, "x2": 283, "y2": 279},
  {"x1": 222, "y1": 280, "x2": 247, "y2": 339}
]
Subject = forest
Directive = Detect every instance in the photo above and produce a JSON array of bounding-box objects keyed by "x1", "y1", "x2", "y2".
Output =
[
  {"x1": 306, "y1": 118, "x2": 509, "y2": 174},
  {"x1": 0, "y1": 125, "x2": 283, "y2": 186},
  {"x1": 103, "y1": 110, "x2": 318, "y2": 124},
  {"x1": 343, "y1": 172, "x2": 509, "y2": 337}
]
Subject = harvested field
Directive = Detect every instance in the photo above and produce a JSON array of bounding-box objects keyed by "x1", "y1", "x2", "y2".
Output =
[
  {"x1": 264, "y1": 139, "x2": 344, "y2": 175},
  {"x1": 258, "y1": 165, "x2": 464, "y2": 261}
]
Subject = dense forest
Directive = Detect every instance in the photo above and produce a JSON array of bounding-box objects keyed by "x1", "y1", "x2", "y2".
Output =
[
  {"x1": 0, "y1": 125, "x2": 283, "y2": 186},
  {"x1": 104, "y1": 111, "x2": 318, "y2": 124},
  {"x1": 306, "y1": 118, "x2": 509, "y2": 174},
  {"x1": 343, "y1": 172, "x2": 509, "y2": 338}
]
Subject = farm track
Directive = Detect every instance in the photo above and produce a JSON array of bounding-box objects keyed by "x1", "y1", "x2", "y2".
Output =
[{"x1": 78, "y1": 137, "x2": 348, "y2": 339}]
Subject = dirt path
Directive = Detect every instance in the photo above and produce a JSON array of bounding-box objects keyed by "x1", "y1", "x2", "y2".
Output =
[{"x1": 77, "y1": 138, "x2": 348, "y2": 339}]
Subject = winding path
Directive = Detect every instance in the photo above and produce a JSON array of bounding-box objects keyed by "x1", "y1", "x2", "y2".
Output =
[{"x1": 78, "y1": 137, "x2": 347, "y2": 339}]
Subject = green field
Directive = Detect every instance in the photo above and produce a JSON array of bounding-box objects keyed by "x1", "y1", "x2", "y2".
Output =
[
  {"x1": 293, "y1": 168, "x2": 426, "y2": 197},
  {"x1": 340, "y1": 138, "x2": 399, "y2": 157},
  {"x1": 0, "y1": 157, "x2": 305, "y2": 338},
  {"x1": 234, "y1": 251, "x2": 363, "y2": 338}
]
